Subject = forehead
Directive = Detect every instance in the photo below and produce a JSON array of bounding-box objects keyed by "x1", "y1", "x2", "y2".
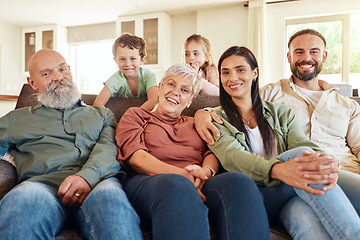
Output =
[
  {"x1": 32, "y1": 53, "x2": 67, "y2": 73},
  {"x1": 115, "y1": 46, "x2": 140, "y2": 56},
  {"x1": 221, "y1": 55, "x2": 249, "y2": 68},
  {"x1": 164, "y1": 73, "x2": 193, "y2": 86},
  {"x1": 185, "y1": 40, "x2": 203, "y2": 51},
  {"x1": 289, "y1": 34, "x2": 325, "y2": 50}
]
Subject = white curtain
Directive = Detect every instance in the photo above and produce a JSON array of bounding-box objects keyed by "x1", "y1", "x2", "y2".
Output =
[{"x1": 247, "y1": 0, "x2": 267, "y2": 87}]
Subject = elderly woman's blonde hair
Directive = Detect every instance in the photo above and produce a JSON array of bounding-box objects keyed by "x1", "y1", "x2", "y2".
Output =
[{"x1": 159, "y1": 63, "x2": 202, "y2": 99}]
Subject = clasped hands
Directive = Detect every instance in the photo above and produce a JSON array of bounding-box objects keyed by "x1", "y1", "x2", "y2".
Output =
[
  {"x1": 183, "y1": 164, "x2": 213, "y2": 202},
  {"x1": 271, "y1": 150, "x2": 340, "y2": 195}
]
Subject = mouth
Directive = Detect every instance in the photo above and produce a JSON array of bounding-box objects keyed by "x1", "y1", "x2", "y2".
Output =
[
  {"x1": 296, "y1": 61, "x2": 316, "y2": 71},
  {"x1": 166, "y1": 97, "x2": 179, "y2": 105},
  {"x1": 228, "y1": 82, "x2": 243, "y2": 89},
  {"x1": 123, "y1": 67, "x2": 135, "y2": 71}
]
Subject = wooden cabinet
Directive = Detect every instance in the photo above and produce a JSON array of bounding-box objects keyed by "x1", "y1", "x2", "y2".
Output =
[
  {"x1": 116, "y1": 12, "x2": 171, "y2": 70},
  {"x1": 21, "y1": 25, "x2": 68, "y2": 75}
]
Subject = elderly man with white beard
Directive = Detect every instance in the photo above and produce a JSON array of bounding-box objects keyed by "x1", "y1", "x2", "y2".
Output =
[{"x1": 0, "y1": 49, "x2": 142, "y2": 240}]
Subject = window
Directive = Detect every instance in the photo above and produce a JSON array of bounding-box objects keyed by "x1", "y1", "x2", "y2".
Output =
[
  {"x1": 286, "y1": 13, "x2": 360, "y2": 90},
  {"x1": 69, "y1": 40, "x2": 117, "y2": 94}
]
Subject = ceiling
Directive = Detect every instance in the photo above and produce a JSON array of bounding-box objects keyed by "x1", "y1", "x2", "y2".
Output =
[{"x1": 0, "y1": 0, "x2": 245, "y2": 27}]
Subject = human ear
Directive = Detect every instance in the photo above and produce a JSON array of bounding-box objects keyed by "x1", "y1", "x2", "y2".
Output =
[
  {"x1": 322, "y1": 50, "x2": 328, "y2": 63},
  {"x1": 27, "y1": 76, "x2": 38, "y2": 91},
  {"x1": 287, "y1": 52, "x2": 291, "y2": 63},
  {"x1": 187, "y1": 96, "x2": 195, "y2": 108},
  {"x1": 253, "y1": 67, "x2": 259, "y2": 81}
]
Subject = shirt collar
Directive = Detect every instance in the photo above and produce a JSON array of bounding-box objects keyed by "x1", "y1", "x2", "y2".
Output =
[{"x1": 289, "y1": 75, "x2": 336, "y2": 92}]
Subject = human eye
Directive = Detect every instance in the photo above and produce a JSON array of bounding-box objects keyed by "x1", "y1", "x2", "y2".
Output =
[
  {"x1": 185, "y1": 53, "x2": 190, "y2": 57},
  {"x1": 181, "y1": 88, "x2": 189, "y2": 93},
  {"x1": 221, "y1": 70, "x2": 229, "y2": 75},
  {"x1": 194, "y1": 52, "x2": 200, "y2": 56},
  {"x1": 41, "y1": 71, "x2": 50, "y2": 77},
  {"x1": 294, "y1": 50, "x2": 303, "y2": 55},
  {"x1": 131, "y1": 57, "x2": 137, "y2": 61},
  {"x1": 311, "y1": 50, "x2": 320, "y2": 54}
]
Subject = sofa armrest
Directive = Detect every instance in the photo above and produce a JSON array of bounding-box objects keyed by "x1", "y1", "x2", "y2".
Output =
[{"x1": 0, "y1": 159, "x2": 17, "y2": 200}]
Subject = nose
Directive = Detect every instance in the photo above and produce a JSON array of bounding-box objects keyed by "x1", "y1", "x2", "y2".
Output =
[
  {"x1": 303, "y1": 51, "x2": 312, "y2": 61},
  {"x1": 52, "y1": 69, "x2": 62, "y2": 81},
  {"x1": 124, "y1": 59, "x2": 131, "y2": 66},
  {"x1": 172, "y1": 87, "x2": 181, "y2": 96}
]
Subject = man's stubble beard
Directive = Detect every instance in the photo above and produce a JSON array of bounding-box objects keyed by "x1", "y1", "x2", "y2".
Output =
[
  {"x1": 291, "y1": 60, "x2": 323, "y2": 81},
  {"x1": 37, "y1": 79, "x2": 81, "y2": 109}
]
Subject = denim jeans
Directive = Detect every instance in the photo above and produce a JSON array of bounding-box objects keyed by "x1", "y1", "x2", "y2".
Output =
[
  {"x1": 124, "y1": 172, "x2": 270, "y2": 240},
  {"x1": 0, "y1": 177, "x2": 143, "y2": 240},
  {"x1": 271, "y1": 147, "x2": 360, "y2": 240}
]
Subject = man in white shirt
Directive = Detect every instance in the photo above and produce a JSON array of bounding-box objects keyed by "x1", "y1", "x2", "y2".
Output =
[{"x1": 260, "y1": 29, "x2": 360, "y2": 175}]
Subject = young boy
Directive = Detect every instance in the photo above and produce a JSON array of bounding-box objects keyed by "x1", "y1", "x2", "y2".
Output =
[{"x1": 93, "y1": 33, "x2": 158, "y2": 110}]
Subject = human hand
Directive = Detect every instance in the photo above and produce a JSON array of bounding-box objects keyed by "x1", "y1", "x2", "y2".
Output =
[
  {"x1": 189, "y1": 62, "x2": 201, "y2": 72},
  {"x1": 194, "y1": 109, "x2": 223, "y2": 145},
  {"x1": 271, "y1": 154, "x2": 337, "y2": 195},
  {"x1": 58, "y1": 175, "x2": 91, "y2": 207},
  {"x1": 184, "y1": 165, "x2": 211, "y2": 201},
  {"x1": 297, "y1": 151, "x2": 339, "y2": 191}
]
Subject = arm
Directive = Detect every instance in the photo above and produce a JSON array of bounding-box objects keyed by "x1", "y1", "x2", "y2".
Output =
[
  {"x1": 200, "y1": 78, "x2": 219, "y2": 96},
  {"x1": 59, "y1": 109, "x2": 120, "y2": 205},
  {"x1": 93, "y1": 85, "x2": 111, "y2": 107},
  {"x1": 206, "y1": 65, "x2": 219, "y2": 87},
  {"x1": 194, "y1": 108, "x2": 223, "y2": 145},
  {"x1": 140, "y1": 86, "x2": 158, "y2": 111},
  {"x1": 342, "y1": 100, "x2": 360, "y2": 174},
  {"x1": 127, "y1": 149, "x2": 194, "y2": 182}
]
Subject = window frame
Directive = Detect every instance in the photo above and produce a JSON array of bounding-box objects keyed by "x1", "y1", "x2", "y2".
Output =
[{"x1": 286, "y1": 14, "x2": 350, "y2": 83}]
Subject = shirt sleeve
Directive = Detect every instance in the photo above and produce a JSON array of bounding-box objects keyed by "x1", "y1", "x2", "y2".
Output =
[
  {"x1": 115, "y1": 107, "x2": 149, "y2": 164},
  {"x1": 75, "y1": 108, "x2": 122, "y2": 188},
  {"x1": 342, "y1": 99, "x2": 360, "y2": 173},
  {"x1": 142, "y1": 67, "x2": 157, "y2": 91},
  {"x1": 0, "y1": 112, "x2": 11, "y2": 157},
  {"x1": 104, "y1": 71, "x2": 126, "y2": 97},
  {"x1": 208, "y1": 110, "x2": 282, "y2": 187}
]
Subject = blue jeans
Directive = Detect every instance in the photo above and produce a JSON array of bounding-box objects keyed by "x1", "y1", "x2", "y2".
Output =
[
  {"x1": 268, "y1": 147, "x2": 360, "y2": 240},
  {"x1": 0, "y1": 177, "x2": 142, "y2": 240},
  {"x1": 124, "y1": 172, "x2": 270, "y2": 240}
]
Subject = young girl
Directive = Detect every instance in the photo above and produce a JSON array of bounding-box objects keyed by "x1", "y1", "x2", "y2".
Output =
[
  {"x1": 207, "y1": 46, "x2": 360, "y2": 239},
  {"x1": 183, "y1": 34, "x2": 219, "y2": 96},
  {"x1": 93, "y1": 33, "x2": 158, "y2": 111}
]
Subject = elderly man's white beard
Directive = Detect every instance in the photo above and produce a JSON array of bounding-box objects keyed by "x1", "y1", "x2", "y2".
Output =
[{"x1": 37, "y1": 80, "x2": 81, "y2": 109}]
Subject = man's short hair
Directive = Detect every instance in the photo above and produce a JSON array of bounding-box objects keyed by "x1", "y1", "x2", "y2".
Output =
[
  {"x1": 288, "y1": 29, "x2": 326, "y2": 48},
  {"x1": 112, "y1": 33, "x2": 146, "y2": 59}
]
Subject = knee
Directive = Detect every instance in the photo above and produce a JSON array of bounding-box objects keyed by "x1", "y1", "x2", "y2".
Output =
[
  {"x1": 146, "y1": 174, "x2": 202, "y2": 208},
  {"x1": 293, "y1": 146, "x2": 313, "y2": 154},
  {"x1": 86, "y1": 177, "x2": 128, "y2": 203},
  {"x1": 2, "y1": 182, "x2": 55, "y2": 209}
]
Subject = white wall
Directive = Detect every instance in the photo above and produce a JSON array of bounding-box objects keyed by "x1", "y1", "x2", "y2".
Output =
[
  {"x1": 0, "y1": 100, "x2": 16, "y2": 117},
  {"x1": 197, "y1": 4, "x2": 248, "y2": 66},
  {"x1": 0, "y1": 20, "x2": 25, "y2": 95},
  {"x1": 170, "y1": 3, "x2": 247, "y2": 68},
  {"x1": 266, "y1": 0, "x2": 360, "y2": 85},
  {"x1": 171, "y1": 11, "x2": 197, "y2": 65}
]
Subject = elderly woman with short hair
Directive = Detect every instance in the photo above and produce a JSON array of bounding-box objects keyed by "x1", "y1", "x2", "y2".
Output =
[{"x1": 115, "y1": 63, "x2": 270, "y2": 240}]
